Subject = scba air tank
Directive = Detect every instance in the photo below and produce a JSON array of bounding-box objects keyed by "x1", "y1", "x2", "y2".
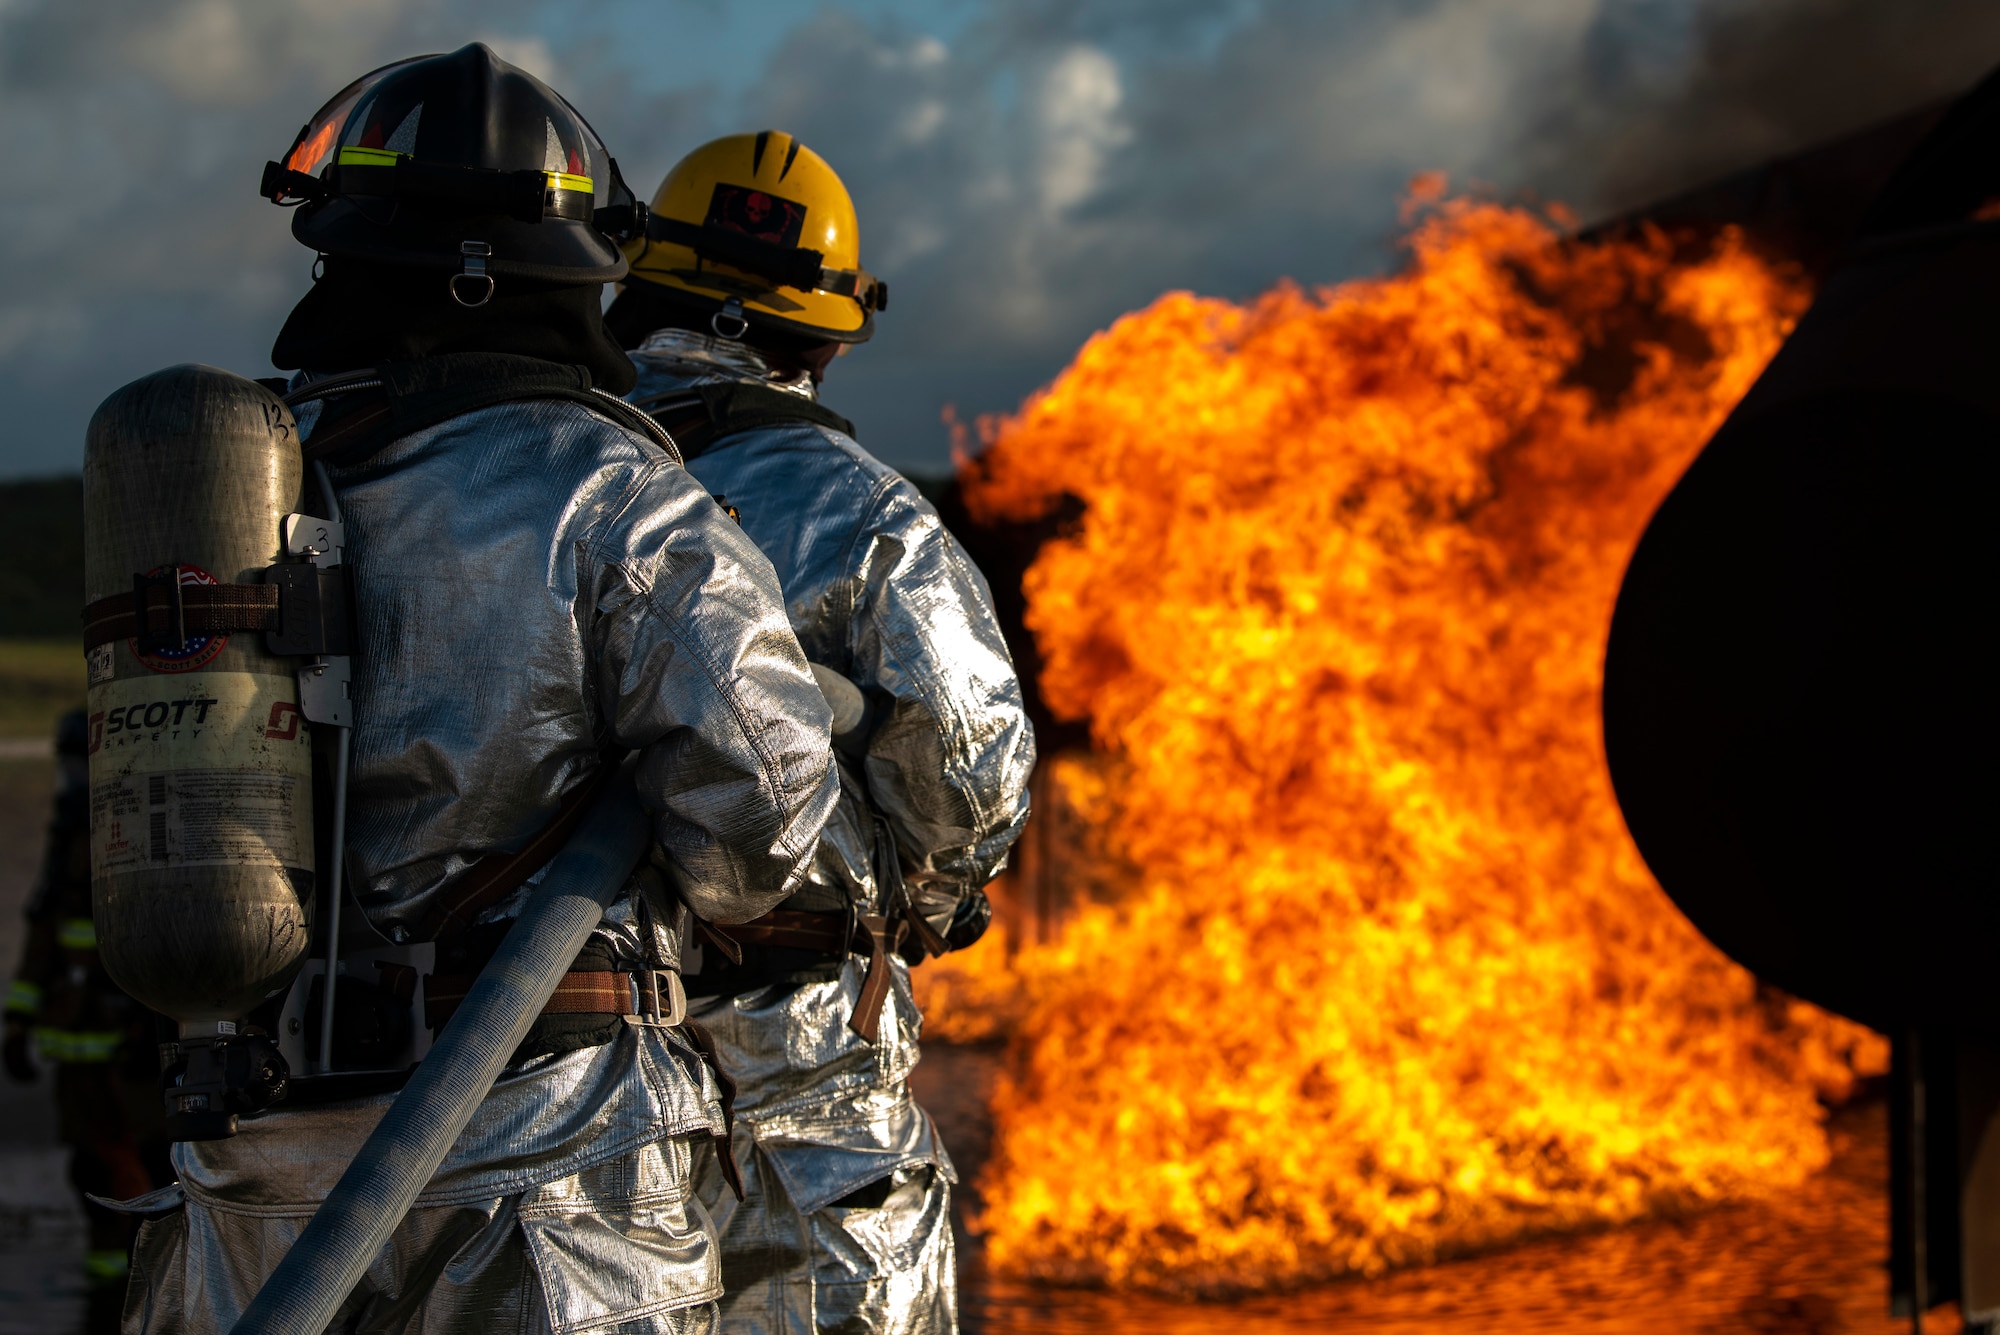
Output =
[{"x1": 83, "y1": 364, "x2": 315, "y2": 1026}]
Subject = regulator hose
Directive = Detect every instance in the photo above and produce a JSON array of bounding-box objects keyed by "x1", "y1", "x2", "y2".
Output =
[{"x1": 229, "y1": 770, "x2": 653, "y2": 1335}]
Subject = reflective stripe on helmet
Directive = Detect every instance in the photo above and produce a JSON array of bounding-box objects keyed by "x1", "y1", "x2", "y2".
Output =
[
  {"x1": 334, "y1": 146, "x2": 594, "y2": 200},
  {"x1": 32, "y1": 1027, "x2": 125, "y2": 1062},
  {"x1": 58, "y1": 917, "x2": 98, "y2": 950},
  {"x1": 4, "y1": 979, "x2": 40, "y2": 1016},
  {"x1": 337, "y1": 146, "x2": 402, "y2": 169}
]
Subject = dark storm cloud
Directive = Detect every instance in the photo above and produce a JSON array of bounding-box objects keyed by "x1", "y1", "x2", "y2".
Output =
[
  {"x1": 720, "y1": 0, "x2": 2000, "y2": 468},
  {"x1": 0, "y1": 0, "x2": 592, "y2": 474},
  {"x1": 0, "y1": 0, "x2": 1994, "y2": 477}
]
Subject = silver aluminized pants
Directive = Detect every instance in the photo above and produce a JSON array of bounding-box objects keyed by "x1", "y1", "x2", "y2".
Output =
[
  {"x1": 127, "y1": 1136, "x2": 720, "y2": 1335},
  {"x1": 121, "y1": 1028, "x2": 728, "y2": 1334},
  {"x1": 694, "y1": 1147, "x2": 953, "y2": 1335},
  {"x1": 688, "y1": 957, "x2": 957, "y2": 1335}
]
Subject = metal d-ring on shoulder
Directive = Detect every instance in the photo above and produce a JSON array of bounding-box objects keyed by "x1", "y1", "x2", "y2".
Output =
[{"x1": 450, "y1": 240, "x2": 495, "y2": 308}]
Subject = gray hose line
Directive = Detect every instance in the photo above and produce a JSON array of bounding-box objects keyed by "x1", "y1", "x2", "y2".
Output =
[
  {"x1": 316, "y1": 726, "x2": 349, "y2": 1072},
  {"x1": 230, "y1": 772, "x2": 652, "y2": 1335},
  {"x1": 312, "y1": 459, "x2": 347, "y2": 1075}
]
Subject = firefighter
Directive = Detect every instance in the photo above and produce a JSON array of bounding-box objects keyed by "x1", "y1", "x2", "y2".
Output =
[
  {"x1": 609, "y1": 131, "x2": 1035, "y2": 1334},
  {"x1": 114, "y1": 47, "x2": 837, "y2": 1333},
  {"x1": 4, "y1": 709, "x2": 173, "y2": 1327}
]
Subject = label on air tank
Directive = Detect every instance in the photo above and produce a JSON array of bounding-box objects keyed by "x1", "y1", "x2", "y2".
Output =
[{"x1": 86, "y1": 672, "x2": 312, "y2": 873}]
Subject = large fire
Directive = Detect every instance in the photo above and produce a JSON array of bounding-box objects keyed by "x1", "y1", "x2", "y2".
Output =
[{"x1": 928, "y1": 190, "x2": 1889, "y2": 1294}]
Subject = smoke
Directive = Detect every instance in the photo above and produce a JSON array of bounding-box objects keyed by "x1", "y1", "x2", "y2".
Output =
[
  {"x1": 747, "y1": 0, "x2": 1999, "y2": 467},
  {"x1": 1531, "y1": 0, "x2": 2000, "y2": 207},
  {"x1": 0, "y1": 0, "x2": 1993, "y2": 476}
]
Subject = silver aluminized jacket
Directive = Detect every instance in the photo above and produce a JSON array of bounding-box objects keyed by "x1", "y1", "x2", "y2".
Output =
[
  {"x1": 321, "y1": 393, "x2": 835, "y2": 936},
  {"x1": 123, "y1": 387, "x2": 839, "y2": 1335},
  {"x1": 628, "y1": 329, "x2": 1035, "y2": 1335}
]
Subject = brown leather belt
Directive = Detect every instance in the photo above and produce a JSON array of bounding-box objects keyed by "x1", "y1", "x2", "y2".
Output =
[
  {"x1": 712, "y1": 908, "x2": 857, "y2": 953},
  {"x1": 423, "y1": 968, "x2": 682, "y2": 1031},
  {"x1": 698, "y1": 908, "x2": 911, "y2": 1044}
]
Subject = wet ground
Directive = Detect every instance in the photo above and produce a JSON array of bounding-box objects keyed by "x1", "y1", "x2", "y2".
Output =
[
  {"x1": 0, "y1": 760, "x2": 1937, "y2": 1334},
  {"x1": 0, "y1": 751, "x2": 90, "y2": 1335}
]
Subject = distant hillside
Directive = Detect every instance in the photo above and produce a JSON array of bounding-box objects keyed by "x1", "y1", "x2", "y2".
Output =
[{"x1": 0, "y1": 476, "x2": 83, "y2": 637}]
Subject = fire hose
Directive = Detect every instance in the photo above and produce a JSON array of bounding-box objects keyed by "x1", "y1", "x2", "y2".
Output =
[{"x1": 228, "y1": 769, "x2": 652, "y2": 1335}]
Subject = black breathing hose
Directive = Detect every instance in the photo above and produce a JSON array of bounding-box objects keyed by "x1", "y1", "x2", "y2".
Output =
[{"x1": 229, "y1": 772, "x2": 653, "y2": 1335}]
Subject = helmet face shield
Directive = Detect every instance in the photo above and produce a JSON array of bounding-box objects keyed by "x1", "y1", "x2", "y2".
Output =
[
  {"x1": 271, "y1": 56, "x2": 431, "y2": 200},
  {"x1": 551, "y1": 91, "x2": 646, "y2": 242}
]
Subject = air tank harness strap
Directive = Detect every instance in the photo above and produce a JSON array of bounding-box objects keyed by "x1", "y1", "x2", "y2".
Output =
[
  {"x1": 416, "y1": 745, "x2": 629, "y2": 940},
  {"x1": 696, "y1": 907, "x2": 909, "y2": 1043},
  {"x1": 634, "y1": 382, "x2": 857, "y2": 462},
  {"x1": 290, "y1": 353, "x2": 682, "y2": 468},
  {"x1": 83, "y1": 577, "x2": 279, "y2": 651}
]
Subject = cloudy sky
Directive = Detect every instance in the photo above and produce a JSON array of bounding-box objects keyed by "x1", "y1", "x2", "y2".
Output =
[{"x1": 0, "y1": 0, "x2": 1994, "y2": 478}]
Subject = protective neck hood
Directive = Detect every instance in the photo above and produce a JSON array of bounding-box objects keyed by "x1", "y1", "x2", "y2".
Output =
[
  {"x1": 632, "y1": 326, "x2": 818, "y2": 401},
  {"x1": 605, "y1": 279, "x2": 833, "y2": 390},
  {"x1": 272, "y1": 256, "x2": 636, "y2": 394}
]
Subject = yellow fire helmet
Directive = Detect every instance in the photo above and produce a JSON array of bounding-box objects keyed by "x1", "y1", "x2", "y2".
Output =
[{"x1": 623, "y1": 131, "x2": 885, "y2": 344}]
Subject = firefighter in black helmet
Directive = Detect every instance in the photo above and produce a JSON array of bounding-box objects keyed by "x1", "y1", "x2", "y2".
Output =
[
  {"x1": 113, "y1": 45, "x2": 836, "y2": 1334},
  {"x1": 257, "y1": 43, "x2": 641, "y2": 374}
]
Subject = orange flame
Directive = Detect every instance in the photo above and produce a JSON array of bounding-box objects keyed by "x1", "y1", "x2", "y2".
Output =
[{"x1": 937, "y1": 196, "x2": 1888, "y2": 1294}]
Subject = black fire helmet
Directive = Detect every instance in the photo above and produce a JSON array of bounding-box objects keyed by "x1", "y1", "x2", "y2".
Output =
[{"x1": 261, "y1": 44, "x2": 645, "y2": 304}]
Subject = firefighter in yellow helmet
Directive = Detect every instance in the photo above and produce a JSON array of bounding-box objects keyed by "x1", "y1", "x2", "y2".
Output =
[
  {"x1": 610, "y1": 129, "x2": 885, "y2": 363},
  {"x1": 610, "y1": 133, "x2": 1034, "y2": 1335}
]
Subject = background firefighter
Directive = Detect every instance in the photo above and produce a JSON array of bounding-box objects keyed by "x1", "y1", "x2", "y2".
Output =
[
  {"x1": 610, "y1": 131, "x2": 1035, "y2": 1335},
  {"x1": 116, "y1": 47, "x2": 837, "y2": 1334},
  {"x1": 3, "y1": 708, "x2": 173, "y2": 1328}
]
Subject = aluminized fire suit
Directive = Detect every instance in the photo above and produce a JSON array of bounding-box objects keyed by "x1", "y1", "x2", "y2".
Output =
[
  {"x1": 122, "y1": 392, "x2": 838, "y2": 1335},
  {"x1": 627, "y1": 327, "x2": 1035, "y2": 1335}
]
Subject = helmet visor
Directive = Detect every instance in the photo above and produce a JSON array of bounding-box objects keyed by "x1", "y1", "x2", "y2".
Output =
[
  {"x1": 551, "y1": 93, "x2": 644, "y2": 241},
  {"x1": 272, "y1": 55, "x2": 433, "y2": 198}
]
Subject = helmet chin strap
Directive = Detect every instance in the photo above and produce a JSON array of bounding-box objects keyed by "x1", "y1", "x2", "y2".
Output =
[{"x1": 710, "y1": 296, "x2": 749, "y2": 341}]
